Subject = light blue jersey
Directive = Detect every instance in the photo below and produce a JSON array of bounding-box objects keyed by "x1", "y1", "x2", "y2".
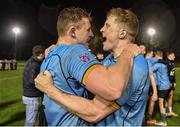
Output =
[
  {"x1": 146, "y1": 57, "x2": 158, "y2": 75},
  {"x1": 41, "y1": 44, "x2": 100, "y2": 126},
  {"x1": 153, "y1": 60, "x2": 171, "y2": 90},
  {"x1": 97, "y1": 54, "x2": 150, "y2": 126}
]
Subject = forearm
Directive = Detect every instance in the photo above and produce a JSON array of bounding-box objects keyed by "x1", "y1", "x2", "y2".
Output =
[
  {"x1": 76, "y1": 105, "x2": 116, "y2": 123},
  {"x1": 46, "y1": 85, "x2": 97, "y2": 116},
  {"x1": 73, "y1": 97, "x2": 117, "y2": 123},
  {"x1": 46, "y1": 86, "x2": 116, "y2": 123},
  {"x1": 150, "y1": 74, "x2": 157, "y2": 94}
]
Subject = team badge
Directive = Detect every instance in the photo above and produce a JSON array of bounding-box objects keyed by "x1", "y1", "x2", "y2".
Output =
[{"x1": 79, "y1": 53, "x2": 90, "y2": 62}]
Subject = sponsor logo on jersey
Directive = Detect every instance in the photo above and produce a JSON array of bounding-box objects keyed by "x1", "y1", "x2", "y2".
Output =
[{"x1": 79, "y1": 53, "x2": 90, "y2": 62}]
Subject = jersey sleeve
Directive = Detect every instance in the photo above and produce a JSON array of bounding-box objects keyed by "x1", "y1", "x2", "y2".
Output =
[
  {"x1": 153, "y1": 63, "x2": 159, "y2": 72},
  {"x1": 40, "y1": 55, "x2": 60, "y2": 78},
  {"x1": 67, "y1": 45, "x2": 101, "y2": 85},
  {"x1": 115, "y1": 85, "x2": 131, "y2": 106},
  {"x1": 147, "y1": 60, "x2": 154, "y2": 75}
]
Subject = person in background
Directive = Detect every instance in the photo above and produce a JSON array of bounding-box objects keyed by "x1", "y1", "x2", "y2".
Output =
[
  {"x1": 145, "y1": 48, "x2": 158, "y2": 125},
  {"x1": 166, "y1": 51, "x2": 178, "y2": 117},
  {"x1": 96, "y1": 53, "x2": 104, "y2": 61},
  {"x1": 139, "y1": 44, "x2": 146, "y2": 55},
  {"x1": 154, "y1": 50, "x2": 171, "y2": 126},
  {"x1": 22, "y1": 45, "x2": 45, "y2": 126}
]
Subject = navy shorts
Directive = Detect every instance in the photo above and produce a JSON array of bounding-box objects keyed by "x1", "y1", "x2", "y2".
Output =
[{"x1": 158, "y1": 89, "x2": 170, "y2": 100}]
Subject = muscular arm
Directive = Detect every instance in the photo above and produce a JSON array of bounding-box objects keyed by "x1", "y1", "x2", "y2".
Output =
[
  {"x1": 42, "y1": 44, "x2": 138, "y2": 101},
  {"x1": 48, "y1": 89, "x2": 116, "y2": 123},
  {"x1": 84, "y1": 49, "x2": 135, "y2": 101}
]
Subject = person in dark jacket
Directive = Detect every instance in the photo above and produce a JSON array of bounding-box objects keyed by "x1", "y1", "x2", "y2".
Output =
[
  {"x1": 22, "y1": 45, "x2": 45, "y2": 126},
  {"x1": 166, "y1": 51, "x2": 178, "y2": 117}
]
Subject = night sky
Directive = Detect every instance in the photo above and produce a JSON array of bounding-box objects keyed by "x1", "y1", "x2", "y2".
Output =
[{"x1": 0, "y1": 0, "x2": 180, "y2": 61}]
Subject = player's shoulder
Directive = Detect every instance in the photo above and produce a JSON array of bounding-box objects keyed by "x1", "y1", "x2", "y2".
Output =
[
  {"x1": 134, "y1": 54, "x2": 147, "y2": 65},
  {"x1": 134, "y1": 54, "x2": 148, "y2": 71},
  {"x1": 47, "y1": 44, "x2": 87, "y2": 57}
]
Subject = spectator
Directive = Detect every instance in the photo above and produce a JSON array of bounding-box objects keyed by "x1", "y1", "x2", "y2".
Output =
[
  {"x1": 22, "y1": 45, "x2": 45, "y2": 126},
  {"x1": 4, "y1": 59, "x2": 10, "y2": 70}
]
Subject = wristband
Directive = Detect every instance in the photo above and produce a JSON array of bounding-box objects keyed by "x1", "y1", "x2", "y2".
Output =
[{"x1": 111, "y1": 101, "x2": 121, "y2": 109}]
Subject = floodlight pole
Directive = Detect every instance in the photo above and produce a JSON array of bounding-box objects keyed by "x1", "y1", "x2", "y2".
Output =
[
  {"x1": 14, "y1": 33, "x2": 17, "y2": 59},
  {"x1": 12, "y1": 27, "x2": 21, "y2": 59}
]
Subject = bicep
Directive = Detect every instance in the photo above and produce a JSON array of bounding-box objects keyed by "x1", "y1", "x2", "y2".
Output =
[{"x1": 84, "y1": 65, "x2": 118, "y2": 101}]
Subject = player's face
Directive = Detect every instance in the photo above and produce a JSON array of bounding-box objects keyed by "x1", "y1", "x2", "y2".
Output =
[
  {"x1": 168, "y1": 53, "x2": 175, "y2": 61},
  {"x1": 100, "y1": 15, "x2": 120, "y2": 51},
  {"x1": 150, "y1": 51, "x2": 154, "y2": 57},
  {"x1": 139, "y1": 45, "x2": 146, "y2": 55},
  {"x1": 76, "y1": 18, "x2": 93, "y2": 48},
  {"x1": 38, "y1": 53, "x2": 45, "y2": 61}
]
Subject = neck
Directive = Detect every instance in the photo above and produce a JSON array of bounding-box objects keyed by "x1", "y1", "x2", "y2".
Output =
[
  {"x1": 56, "y1": 36, "x2": 76, "y2": 45},
  {"x1": 112, "y1": 48, "x2": 121, "y2": 58},
  {"x1": 112, "y1": 40, "x2": 131, "y2": 58},
  {"x1": 156, "y1": 56, "x2": 162, "y2": 60}
]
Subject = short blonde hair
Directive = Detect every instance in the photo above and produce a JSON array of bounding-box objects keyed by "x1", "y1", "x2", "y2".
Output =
[
  {"x1": 107, "y1": 8, "x2": 139, "y2": 39},
  {"x1": 57, "y1": 7, "x2": 91, "y2": 36}
]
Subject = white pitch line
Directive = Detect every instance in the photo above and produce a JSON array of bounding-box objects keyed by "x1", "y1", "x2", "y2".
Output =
[{"x1": 0, "y1": 76, "x2": 22, "y2": 81}]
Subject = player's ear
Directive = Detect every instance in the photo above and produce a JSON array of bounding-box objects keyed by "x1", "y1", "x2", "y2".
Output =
[
  {"x1": 67, "y1": 26, "x2": 76, "y2": 39},
  {"x1": 118, "y1": 29, "x2": 127, "y2": 39}
]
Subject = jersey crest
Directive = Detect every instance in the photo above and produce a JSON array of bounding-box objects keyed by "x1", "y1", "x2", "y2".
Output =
[{"x1": 79, "y1": 53, "x2": 90, "y2": 62}]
